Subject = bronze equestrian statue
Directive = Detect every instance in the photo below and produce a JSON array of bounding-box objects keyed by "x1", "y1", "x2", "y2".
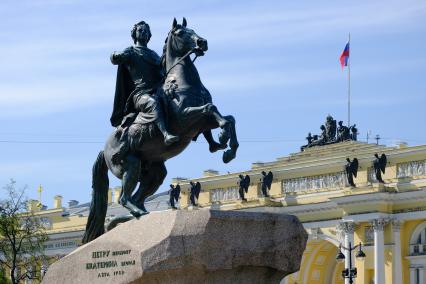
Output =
[{"x1": 83, "y1": 18, "x2": 239, "y2": 243}]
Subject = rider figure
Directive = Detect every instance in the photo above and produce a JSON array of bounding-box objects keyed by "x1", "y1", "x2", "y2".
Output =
[{"x1": 110, "y1": 21, "x2": 179, "y2": 163}]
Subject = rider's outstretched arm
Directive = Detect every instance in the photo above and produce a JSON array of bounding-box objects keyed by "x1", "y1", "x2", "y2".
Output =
[{"x1": 110, "y1": 47, "x2": 132, "y2": 65}]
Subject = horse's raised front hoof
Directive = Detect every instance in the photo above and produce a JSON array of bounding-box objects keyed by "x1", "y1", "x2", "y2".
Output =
[
  {"x1": 209, "y1": 141, "x2": 227, "y2": 153},
  {"x1": 222, "y1": 149, "x2": 236, "y2": 163}
]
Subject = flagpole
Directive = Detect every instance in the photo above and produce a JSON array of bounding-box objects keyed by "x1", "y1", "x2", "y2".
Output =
[{"x1": 348, "y1": 33, "x2": 351, "y2": 127}]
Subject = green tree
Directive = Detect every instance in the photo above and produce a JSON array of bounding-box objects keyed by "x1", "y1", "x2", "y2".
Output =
[
  {"x1": 0, "y1": 267, "x2": 11, "y2": 284},
  {"x1": 0, "y1": 180, "x2": 47, "y2": 284}
]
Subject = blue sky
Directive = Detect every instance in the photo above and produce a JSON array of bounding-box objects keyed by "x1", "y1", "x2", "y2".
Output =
[{"x1": 1, "y1": 0, "x2": 426, "y2": 207}]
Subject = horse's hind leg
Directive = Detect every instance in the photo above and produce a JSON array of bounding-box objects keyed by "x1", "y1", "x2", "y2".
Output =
[
  {"x1": 132, "y1": 161, "x2": 167, "y2": 212},
  {"x1": 120, "y1": 155, "x2": 146, "y2": 217}
]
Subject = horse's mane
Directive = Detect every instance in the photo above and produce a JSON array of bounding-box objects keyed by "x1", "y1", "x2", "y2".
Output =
[
  {"x1": 160, "y1": 25, "x2": 183, "y2": 73},
  {"x1": 160, "y1": 36, "x2": 168, "y2": 73}
]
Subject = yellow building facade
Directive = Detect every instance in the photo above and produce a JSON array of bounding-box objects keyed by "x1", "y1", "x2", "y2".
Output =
[
  {"x1": 25, "y1": 141, "x2": 426, "y2": 284},
  {"x1": 175, "y1": 141, "x2": 426, "y2": 284}
]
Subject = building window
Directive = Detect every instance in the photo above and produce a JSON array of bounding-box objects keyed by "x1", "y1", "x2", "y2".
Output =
[
  {"x1": 416, "y1": 268, "x2": 420, "y2": 284},
  {"x1": 410, "y1": 223, "x2": 426, "y2": 255}
]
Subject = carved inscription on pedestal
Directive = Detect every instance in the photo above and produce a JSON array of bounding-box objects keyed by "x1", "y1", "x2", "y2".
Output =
[{"x1": 85, "y1": 249, "x2": 136, "y2": 279}]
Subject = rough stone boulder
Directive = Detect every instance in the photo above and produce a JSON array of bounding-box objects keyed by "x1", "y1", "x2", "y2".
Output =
[{"x1": 42, "y1": 209, "x2": 307, "y2": 284}]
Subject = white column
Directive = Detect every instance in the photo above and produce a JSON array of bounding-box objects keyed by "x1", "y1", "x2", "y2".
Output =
[
  {"x1": 410, "y1": 268, "x2": 416, "y2": 284},
  {"x1": 392, "y1": 220, "x2": 403, "y2": 284},
  {"x1": 338, "y1": 221, "x2": 356, "y2": 284},
  {"x1": 372, "y1": 219, "x2": 387, "y2": 284},
  {"x1": 420, "y1": 268, "x2": 425, "y2": 284}
]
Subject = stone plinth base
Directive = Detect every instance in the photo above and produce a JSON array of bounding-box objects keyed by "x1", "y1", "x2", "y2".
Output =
[{"x1": 42, "y1": 209, "x2": 307, "y2": 284}]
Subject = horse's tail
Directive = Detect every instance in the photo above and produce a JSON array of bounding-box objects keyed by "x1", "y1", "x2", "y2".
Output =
[{"x1": 82, "y1": 151, "x2": 109, "y2": 244}]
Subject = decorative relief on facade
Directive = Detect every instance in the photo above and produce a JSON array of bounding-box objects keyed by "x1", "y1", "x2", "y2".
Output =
[
  {"x1": 336, "y1": 221, "x2": 356, "y2": 243},
  {"x1": 39, "y1": 217, "x2": 52, "y2": 229},
  {"x1": 311, "y1": 270, "x2": 321, "y2": 280},
  {"x1": 364, "y1": 226, "x2": 374, "y2": 244},
  {"x1": 315, "y1": 255, "x2": 325, "y2": 265},
  {"x1": 310, "y1": 227, "x2": 322, "y2": 240},
  {"x1": 397, "y1": 160, "x2": 426, "y2": 178},
  {"x1": 367, "y1": 167, "x2": 377, "y2": 183},
  {"x1": 372, "y1": 218, "x2": 387, "y2": 231},
  {"x1": 43, "y1": 239, "x2": 80, "y2": 250},
  {"x1": 337, "y1": 221, "x2": 356, "y2": 234},
  {"x1": 282, "y1": 172, "x2": 348, "y2": 193},
  {"x1": 210, "y1": 187, "x2": 238, "y2": 202}
]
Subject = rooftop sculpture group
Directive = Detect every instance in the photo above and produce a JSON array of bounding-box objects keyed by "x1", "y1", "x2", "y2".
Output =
[
  {"x1": 83, "y1": 18, "x2": 239, "y2": 243},
  {"x1": 301, "y1": 115, "x2": 357, "y2": 151}
]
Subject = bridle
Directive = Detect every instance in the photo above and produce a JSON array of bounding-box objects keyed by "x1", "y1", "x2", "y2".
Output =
[{"x1": 163, "y1": 31, "x2": 201, "y2": 78}]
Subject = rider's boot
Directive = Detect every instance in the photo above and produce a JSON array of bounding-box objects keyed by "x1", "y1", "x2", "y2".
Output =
[{"x1": 156, "y1": 119, "x2": 179, "y2": 146}]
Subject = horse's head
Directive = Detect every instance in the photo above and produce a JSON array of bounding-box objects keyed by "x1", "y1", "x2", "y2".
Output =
[{"x1": 167, "y1": 17, "x2": 208, "y2": 57}]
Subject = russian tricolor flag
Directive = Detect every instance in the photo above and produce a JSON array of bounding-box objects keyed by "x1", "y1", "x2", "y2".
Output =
[{"x1": 339, "y1": 42, "x2": 350, "y2": 69}]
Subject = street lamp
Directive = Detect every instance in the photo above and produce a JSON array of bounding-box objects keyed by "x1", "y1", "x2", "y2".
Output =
[{"x1": 335, "y1": 242, "x2": 366, "y2": 284}]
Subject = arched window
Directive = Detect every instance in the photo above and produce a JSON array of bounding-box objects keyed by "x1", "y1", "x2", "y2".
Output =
[{"x1": 410, "y1": 222, "x2": 426, "y2": 255}]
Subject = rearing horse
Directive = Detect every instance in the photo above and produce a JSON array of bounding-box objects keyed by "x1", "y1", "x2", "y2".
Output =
[{"x1": 82, "y1": 18, "x2": 239, "y2": 243}]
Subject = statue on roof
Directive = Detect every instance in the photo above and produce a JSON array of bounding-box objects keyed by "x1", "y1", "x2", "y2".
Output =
[
  {"x1": 373, "y1": 153, "x2": 387, "y2": 183},
  {"x1": 238, "y1": 174, "x2": 250, "y2": 201},
  {"x1": 169, "y1": 184, "x2": 181, "y2": 209},
  {"x1": 189, "y1": 181, "x2": 201, "y2": 206},
  {"x1": 345, "y1": 158, "x2": 359, "y2": 187},
  {"x1": 350, "y1": 124, "x2": 358, "y2": 141},
  {"x1": 260, "y1": 171, "x2": 273, "y2": 197},
  {"x1": 325, "y1": 115, "x2": 337, "y2": 142},
  {"x1": 337, "y1": 121, "x2": 351, "y2": 142}
]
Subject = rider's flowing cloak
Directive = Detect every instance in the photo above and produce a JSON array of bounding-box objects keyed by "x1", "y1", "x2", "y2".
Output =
[
  {"x1": 110, "y1": 46, "x2": 167, "y2": 128},
  {"x1": 110, "y1": 65, "x2": 135, "y2": 127}
]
